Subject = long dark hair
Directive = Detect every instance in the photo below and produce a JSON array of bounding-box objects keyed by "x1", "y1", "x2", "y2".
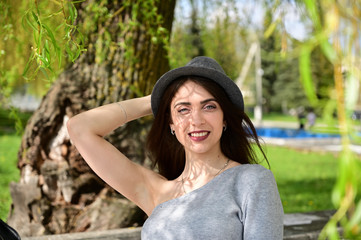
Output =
[{"x1": 146, "y1": 76, "x2": 268, "y2": 180}]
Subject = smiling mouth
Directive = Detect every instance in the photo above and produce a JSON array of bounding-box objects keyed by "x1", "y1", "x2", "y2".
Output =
[
  {"x1": 190, "y1": 132, "x2": 208, "y2": 137},
  {"x1": 189, "y1": 131, "x2": 210, "y2": 139}
]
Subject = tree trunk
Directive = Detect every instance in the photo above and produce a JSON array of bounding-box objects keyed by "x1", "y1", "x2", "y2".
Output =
[{"x1": 7, "y1": 0, "x2": 176, "y2": 236}]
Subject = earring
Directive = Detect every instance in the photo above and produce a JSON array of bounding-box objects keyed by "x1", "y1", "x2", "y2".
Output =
[
  {"x1": 171, "y1": 128, "x2": 175, "y2": 135},
  {"x1": 223, "y1": 125, "x2": 227, "y2": 132}
]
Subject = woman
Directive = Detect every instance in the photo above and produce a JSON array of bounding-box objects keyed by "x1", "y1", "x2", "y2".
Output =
[{"x1": 67, "y1": 56, "x2": 284, "y2": 239}]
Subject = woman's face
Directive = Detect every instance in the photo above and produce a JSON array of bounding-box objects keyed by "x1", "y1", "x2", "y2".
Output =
[{"x1": 169, "y1": 80, "x2": 225, "y2": 155}]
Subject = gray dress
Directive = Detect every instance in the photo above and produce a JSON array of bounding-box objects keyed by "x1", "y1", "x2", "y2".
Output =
[{"x1": 141, "y1": 164, "x2": 284, "y2": 239}]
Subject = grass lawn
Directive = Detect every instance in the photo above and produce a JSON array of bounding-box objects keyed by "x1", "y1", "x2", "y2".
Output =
[
  {"x1": 262, "y1": 112, "x2": 299, "y2": 122},
  {"x1": 0, "y1": 134, "x2": 21, "y2": 220},
  {"x1": 261, "y1": 146, "x2": 338, "y2": 213}
]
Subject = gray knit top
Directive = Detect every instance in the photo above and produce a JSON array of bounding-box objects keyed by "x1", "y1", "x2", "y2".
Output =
[{"x1": 141, "y1": 164, "x2": 284, "y2": 239}]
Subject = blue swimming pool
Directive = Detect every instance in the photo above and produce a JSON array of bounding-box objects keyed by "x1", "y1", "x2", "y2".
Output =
[{"x1": 256, "y1": 127, "x2": 340, "y2": 139}]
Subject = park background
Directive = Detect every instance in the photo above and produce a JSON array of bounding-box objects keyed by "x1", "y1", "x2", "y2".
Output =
[{"x1": 0, "y1": 0, "x2": 360, "y2": 239}]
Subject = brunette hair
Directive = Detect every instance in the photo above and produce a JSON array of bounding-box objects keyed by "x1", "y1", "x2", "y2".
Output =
[{"x1": 146, "y1": 76, "x2": 268, "y2": 180}]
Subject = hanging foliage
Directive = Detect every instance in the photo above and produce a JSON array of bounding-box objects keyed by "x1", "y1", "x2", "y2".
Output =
[{"x1": 297, "y1": 0, "x2": 361, "y2": 239}]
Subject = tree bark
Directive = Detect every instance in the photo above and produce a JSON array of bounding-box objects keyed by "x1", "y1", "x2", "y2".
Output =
[{"x1": 8, "y1": 0, "x2": 176, "y2": 236}]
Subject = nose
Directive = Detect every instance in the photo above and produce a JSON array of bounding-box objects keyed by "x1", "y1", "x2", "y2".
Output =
[{"x1": 190, "y1": 110, "x2": 205, "y2": 126}]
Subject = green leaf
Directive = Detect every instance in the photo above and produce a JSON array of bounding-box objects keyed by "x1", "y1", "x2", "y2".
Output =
[
  {"x1": 73, "y1": 46, "x2": 81, "y2": 61},
  {"x1": 55, "y1": 22, "x2": 65, "y2": 32},
  {"x1": 72, "y1": 0, "x2": 87, "y2": 3},
  {"x1": 332, "y1": 150, "x2": 357, "y2": 207},
  {"x1": 43, "y1": 23, "x2": 60, "y2": 52},
  {"x1": 22, "y1": 11, "x2": 37, "y2": 31},
  {"x1": 22, "y1": 51, "x2": 36, "y2": 77},
  {"x1": 67, "y1": 2, "x2": 76, "y2": 24},
  {"x1": 38, "y1": 54, "x2": 49, "y2": 68},
  {"x1": 44, "y1": 40, "x2": 51, "y2": 66},
  {"x1": 57, "y1": 49, "x2": 62, "y2": 68},
  {"x1": 299, "y1": 45, "x2": 318, "y2": 106},
  {"x1": 304, "y1": 0, "x2": 321, "y2": 29},
  {"x1": 65, "y1": 43, "x2": 74, "y2": 61},
  {"x1": 45, "y1": 8, "x2": 63, "y2": 19},
  {"x1": 31, "y1": 11, "x2": 40, "y2": 26},
  {"x1": 322, "y1": 99, "x2": 337, "y2": 126},
  {"x1": 326, "y1": 222, "x2": 340, "y2": 240},
  {"x1": 33, "y1": 30, "x2": 39, "y2": 48},
  {"x1": 319, "y1": 38, "x2": 337, "y2": 63},
  {"x1": 345, "y1": 73, "x2": 359, "y2": 110},
  {"x1": 39, "y1": 67, "x2": 50, "y2": 80},
  {"x1": 35, "y1": 24, "x2": 43, "y2": 50},
  {"x1": 263, "y1": 19, "x2": 280, "y2": 39},
  {"x1": 347, "y1": 199, "x2": 361, "y2": 230}
]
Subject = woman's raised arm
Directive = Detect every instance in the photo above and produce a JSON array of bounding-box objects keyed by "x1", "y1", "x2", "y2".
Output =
[
  {"x1": 67, "y1": 95, "x2": 163, "y2": 215},
  {"x1": 68, "y1": 95, "x2": 152, "y2": 137}
]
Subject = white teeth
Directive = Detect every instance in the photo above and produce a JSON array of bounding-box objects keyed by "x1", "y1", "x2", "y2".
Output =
[{"x1": 190, "y1": 132, "x2": 208, "y2": 137}]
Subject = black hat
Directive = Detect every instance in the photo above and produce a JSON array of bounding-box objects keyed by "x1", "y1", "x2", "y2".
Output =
[{"x1": 151, "y1": 56, "x2": 244, "y2": 116}]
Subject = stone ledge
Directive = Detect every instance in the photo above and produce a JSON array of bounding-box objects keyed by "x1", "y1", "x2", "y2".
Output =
[
  {"x1": 284, "y1": 232, "x2": 322, "y2": 240},
  {"x1": 22, "y1": 227, "x2": 141, "y2": 240},
  {"x1": 284, "y1": 210, "x2": 338, "y2": 240}
]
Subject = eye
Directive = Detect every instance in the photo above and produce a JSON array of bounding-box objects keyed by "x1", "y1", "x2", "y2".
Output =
[
  {"x1": 178, "y1": 108, "x2": 190, "y2": 114},
  {"x1": 204, "y1": 104, "x2": 216, "y2": 111}
]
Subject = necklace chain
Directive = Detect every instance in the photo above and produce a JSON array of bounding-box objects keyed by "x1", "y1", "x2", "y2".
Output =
[{"x1": 181, "y1": 158, "x2": 230, "y2": 194}]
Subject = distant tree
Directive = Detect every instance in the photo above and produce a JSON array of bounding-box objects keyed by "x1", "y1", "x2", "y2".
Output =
[
  {"x1": 169, "y1": 0, "x2": 205, "y2": 68},
  {"x1": 203, "y1": 14, "x2": 242, "y2": 80},
  {"x1": 169, "y1": 0, "x2": 246, "y2": 80},
  {"x1": 309, "y1": 46, "x2": 335, "y2": 115},
  {"x1": 189, "y1": 0, "x2": 205, "y2": 58},
  {"x1": 260, "y1": 2, "x2": 334, "y2": 115},
  {"x1": 260, "y1": 9, "x2": 281, "y2": 113},
  {"x1": 272, "y1": 55, "x2": 308, "y2": 113},
  {"x1": 270, "y1": 43, "x2": 334, "y2": 115}
]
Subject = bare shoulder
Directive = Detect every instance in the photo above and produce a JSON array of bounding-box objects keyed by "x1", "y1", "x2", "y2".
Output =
[{"x1": 149, "y1": 176, "x2": 184, "y2": 209}]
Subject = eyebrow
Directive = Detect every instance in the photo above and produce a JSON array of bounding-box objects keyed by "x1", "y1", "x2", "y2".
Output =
[{"x1": 173, "y1": 98, "x2": 217, "y2": 108}]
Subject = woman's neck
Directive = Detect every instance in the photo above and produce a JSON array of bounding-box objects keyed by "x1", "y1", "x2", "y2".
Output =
[{"x1": 182, "y1": 150, "x2": 228, "y2": 179}]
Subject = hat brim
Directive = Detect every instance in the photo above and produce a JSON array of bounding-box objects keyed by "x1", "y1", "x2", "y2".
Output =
[{"x1": 151, "y1": 65, "x2": 244, "y2": 116}]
